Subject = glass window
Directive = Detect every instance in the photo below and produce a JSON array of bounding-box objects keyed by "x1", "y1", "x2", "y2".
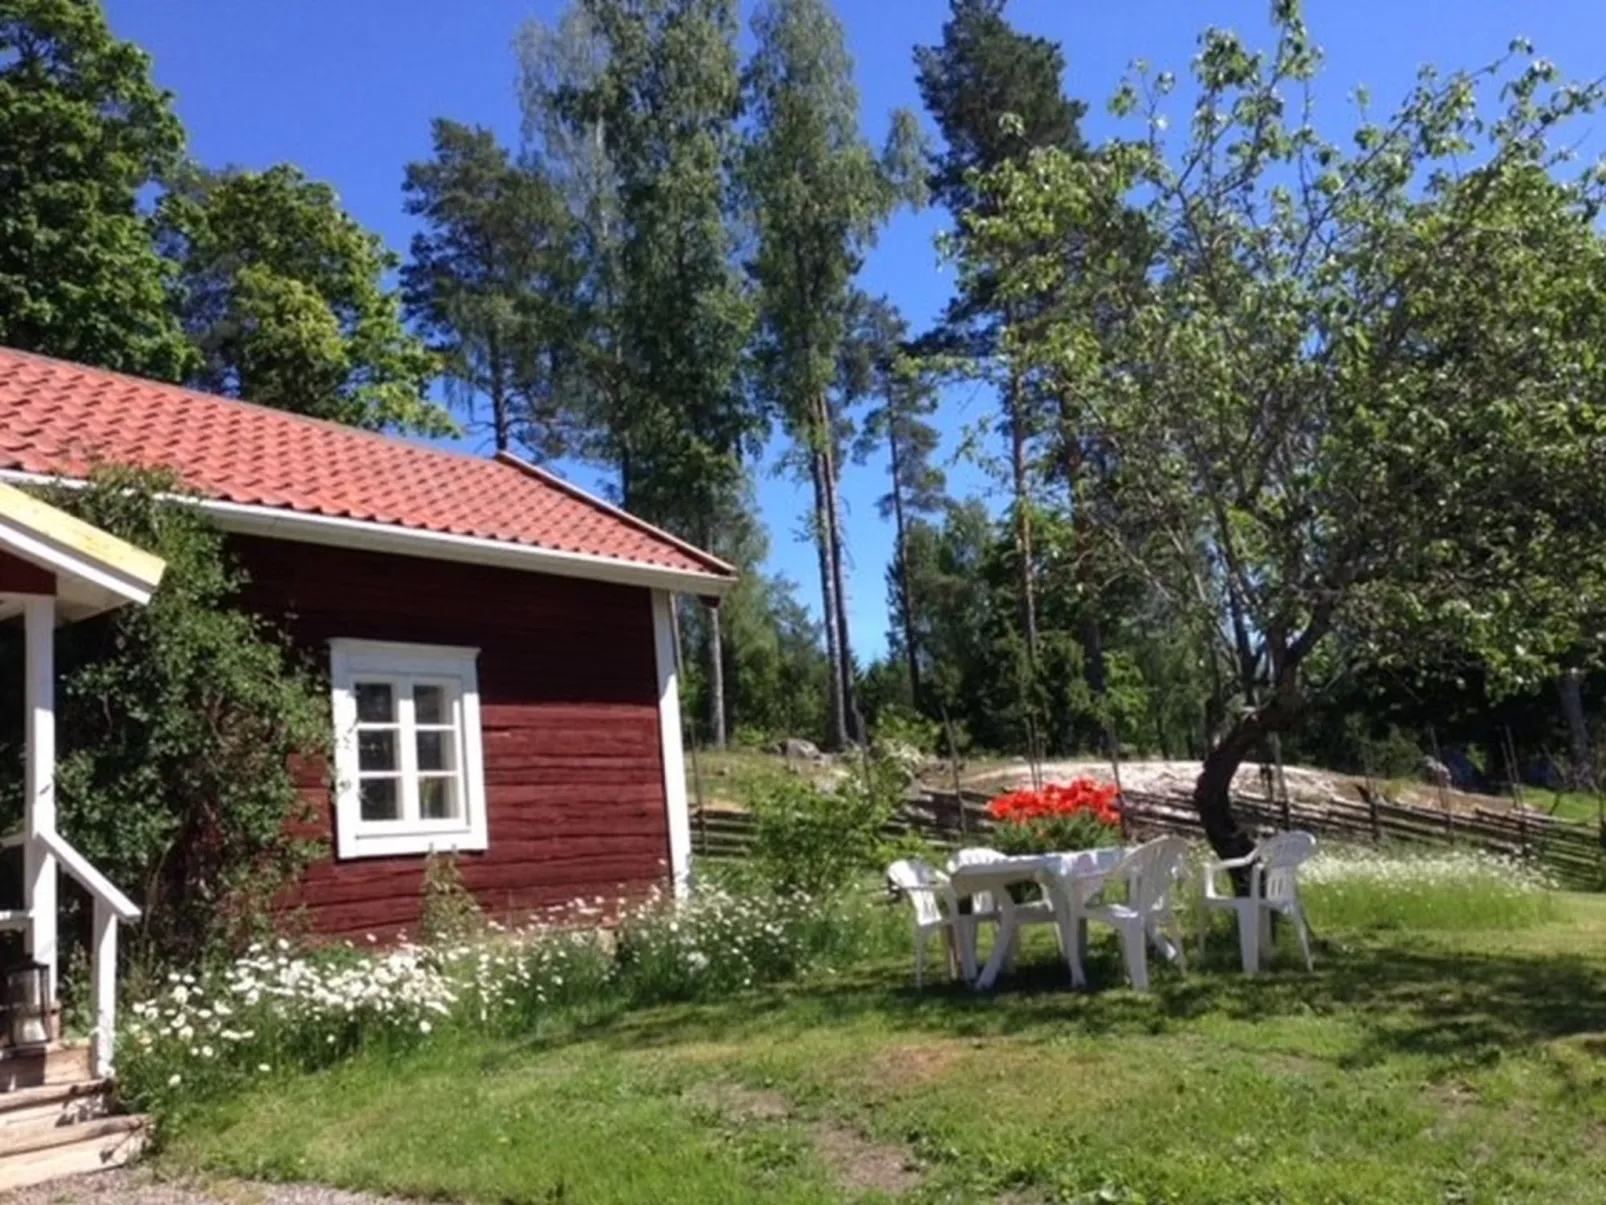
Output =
[{"x1": 330, "y1": 642, "x2": 486, "y2": 859}]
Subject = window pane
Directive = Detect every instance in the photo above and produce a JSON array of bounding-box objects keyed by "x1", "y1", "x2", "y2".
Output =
[
  {"x1": 419, "y1": 776, "x2": 458, "y2": 821},
  {"x1": 358, "y1": 730, "x2": 397, "y2": 772},
  {"x1": 416, "y1": 730, "x2": 454, "y2": 772},
  {"x1": 355, "y1": 682, "x2": 395, "y2": 723},
  {"x1": 359, "y1": 777, "x2": 399, "y2": 821},
  {"x1": 414, "y1": 684, "x2": 449, "y2": 725}
]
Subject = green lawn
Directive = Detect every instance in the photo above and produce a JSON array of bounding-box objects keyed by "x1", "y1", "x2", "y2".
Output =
[{"x1": 159, "y1": 894, "x2": 1606, "y2": 1205}]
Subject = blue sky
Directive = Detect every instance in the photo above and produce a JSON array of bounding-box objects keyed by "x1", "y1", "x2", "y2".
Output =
[{"x1": 104, "y1": 0, "x2": 1606, "y2": 659}]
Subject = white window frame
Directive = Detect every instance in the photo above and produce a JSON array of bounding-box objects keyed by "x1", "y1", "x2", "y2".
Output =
[{"x1": 329, "y1": 639, "x2": 489, "y2": 859}]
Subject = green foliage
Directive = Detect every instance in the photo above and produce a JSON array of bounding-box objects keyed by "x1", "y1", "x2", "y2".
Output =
[
  {"x1": 914, "y1": 0, "x2": 1087, "y2": 219},
  {"x1": 870, "y1": 704, "x2": 941, "y2": 758},
  {"x1": 681, "y1": 540, "x2": 831, "y2": 747},
  {"x1": 156, "y1": 163, "x2": 450, "y2": 435},
  {"x1": 402, "y1": 119, "x2": 585, "y2": 457},
  {"x1": 0, "y1": 468, "x2": 330, "y2": 965},
  {"x1": 988, "y1": 812, "x2": 1119, "y2": 857},
  {"x1": 744, "y1": 765, "x2": 900, "y2": 897},
  {"x1": 523, "y1": 0, "x2": 757, "y2": 537},
  {"x1": 958, "y1": 10, "x2": 1606, "y2": 847},
  {"x1": 0, "y1": 0, "x2": 194, "y2": 377},
  {"x1": 741, "y1": 0, "x2": 924, "y2": 748},
  {"x1": 416, "y1": 851, "x2": 487, "y2": 946}
]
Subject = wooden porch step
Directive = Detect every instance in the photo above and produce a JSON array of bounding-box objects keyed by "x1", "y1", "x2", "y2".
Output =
[
  {"x1": 0, "y1": 910, "x2": 29, "y2": 931},
  {"x1": 0, "y1": 1114, "x2": 147, "y2": 1192},
  {"x1": 0, "y1": 1077, "x2": 110, "y2": 1128},
  {"x1": 0, "y1": 1043, "x2": 91, "y2": 1093}
]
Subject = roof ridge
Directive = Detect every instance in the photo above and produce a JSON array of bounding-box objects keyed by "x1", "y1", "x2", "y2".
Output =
[
  {"x1": 0, "y1": 345, "x2": 498, "y2": 469},
  {"x1": 494, "y1": 451, "x2": 739, "y2": 579}
]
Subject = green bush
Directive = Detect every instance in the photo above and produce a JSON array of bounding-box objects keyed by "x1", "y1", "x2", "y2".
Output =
[
  {"x1": 0, "y1": 468, "x2": 330, "y2": 967},
  {"x1": 416, "y1": 850, "x2": 486, "y2": 946},
  {"x1": 873, "y1": 705, "x2": 942, "y2": 756},
  {"x1": 745, "y1": 760, "x2": 901, "y2": 896}
]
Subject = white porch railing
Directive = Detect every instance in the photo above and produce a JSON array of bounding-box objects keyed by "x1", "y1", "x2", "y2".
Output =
[{"x1": 1, "y1": 830, "x2": 139, "y2": 1078}]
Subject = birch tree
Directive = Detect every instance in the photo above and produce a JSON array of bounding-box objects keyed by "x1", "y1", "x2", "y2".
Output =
[{"x1": 742, "y1": 0, "x2": 922, "y2": 748}]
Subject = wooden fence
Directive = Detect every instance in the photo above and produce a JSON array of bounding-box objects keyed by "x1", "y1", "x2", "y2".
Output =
[{"x1": 694, "y1": 783, "x2": 1606, "y2": 886}]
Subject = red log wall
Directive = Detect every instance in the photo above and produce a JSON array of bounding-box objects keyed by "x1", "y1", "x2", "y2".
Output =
[{"x1": 230, "y1": 536, "x2": 671, "y2": 939}]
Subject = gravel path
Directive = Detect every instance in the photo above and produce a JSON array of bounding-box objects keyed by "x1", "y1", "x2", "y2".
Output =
[{"x1": 1, "y1": 1168, "x2": 420, "y2": 1205}]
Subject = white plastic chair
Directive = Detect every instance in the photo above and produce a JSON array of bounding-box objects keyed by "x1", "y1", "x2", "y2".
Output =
[
  {"x1": 1199, "y1": 831, "x2": 1317, "y2": 974},
  {"x1": 947, "y1": 847, "x2": 1062, "y2": 962},
  {"x1": 887, "y1": 858, "x2": 974, "y2": 988},
  {"x1": 1081, "y1": 836, "x2": 1191, "y2": 991}
]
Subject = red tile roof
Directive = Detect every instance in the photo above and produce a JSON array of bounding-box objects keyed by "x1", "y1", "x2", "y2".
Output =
[{"x1": 0, "y1": 348, "x2": 734, "y2": 583}]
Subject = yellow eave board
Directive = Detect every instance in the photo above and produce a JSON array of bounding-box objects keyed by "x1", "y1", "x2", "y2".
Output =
[{"x1": 0, "y1": 480, "x2": 166, "y2": 612}]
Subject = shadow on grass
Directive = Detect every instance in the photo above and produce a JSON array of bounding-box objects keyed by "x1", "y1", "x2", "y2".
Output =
[{"x1": 529, "y1": 932, "x2": 1606, "y2": 1073}]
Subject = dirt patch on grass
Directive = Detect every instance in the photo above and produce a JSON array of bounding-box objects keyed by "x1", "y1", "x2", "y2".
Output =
[
  {"x1": 683, "y1": 1079, "x2": 792, "y2": 1122},
  {"x1": 811, "y1": 1121, "x2": 923, "y2": 1197},
  {"x1": 867, "y1": 1040, "x2": 964, "y2": 1087},
  {"x1": 684, "y1": 1079, "x2": 925, "y2": 1196}
]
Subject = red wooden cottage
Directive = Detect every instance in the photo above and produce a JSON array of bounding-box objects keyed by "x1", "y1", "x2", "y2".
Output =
[{"x1": 0, "y1": 347, "x2": 736, "y2": 939}]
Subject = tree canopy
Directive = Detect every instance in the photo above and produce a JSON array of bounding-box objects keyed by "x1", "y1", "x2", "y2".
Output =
[
  {"x1": 0, "y1": 0, "x2": 193, "y2": 378},
  {"x1": 157, "y1": 164, "x2": 450, "y2": 435},
  {"x1": 958, "y1": 5, "x2": 1606, "y2": 852},
  {"x1": 402, "y1": 119, "x2": 584, "y2": 456}
]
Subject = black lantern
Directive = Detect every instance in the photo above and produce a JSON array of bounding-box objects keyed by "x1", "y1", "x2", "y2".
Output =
[{"x1": 4, "y1": 962, "x2": 52, "y2": 1047}]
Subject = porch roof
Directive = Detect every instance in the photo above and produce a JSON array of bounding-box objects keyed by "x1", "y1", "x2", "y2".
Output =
[{"x1": 0, "y1": 480, "x2": 165, "y2": 622}]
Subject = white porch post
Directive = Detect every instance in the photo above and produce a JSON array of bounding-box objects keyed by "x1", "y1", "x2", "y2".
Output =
[{"x1": 23, "y1": 595, "x2": 57, "y2": 1006}]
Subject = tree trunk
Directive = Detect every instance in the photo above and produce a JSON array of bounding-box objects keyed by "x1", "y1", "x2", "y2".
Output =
[
  {"x1": 1559, "y1": 669, "x2": 1592, "y2": 788},
  {"x1": 1194, "y1": 718, "x2": 1262, "y2": 864},
  {"x1": 1194, "y1": 647, "x2": 1311, "y2": 865},
  {"x1": 822, "y1": 434, "x2": 862, "y2": 744},
  {"x1": 1008, "y1": 368, "x2": 1038, "y2": 660},
  {"x1": 706, "y1": 599, "x2": 727, "y2": 751},
  {"x1": 810, "y1": 449, "x2": 848, "y2": 750},
  {"x1": 488, "y1": 328, "x2": 510, "y2": 453},
  {"x1": 887, "y1": 426, "x2": 921, "y2": 708}
]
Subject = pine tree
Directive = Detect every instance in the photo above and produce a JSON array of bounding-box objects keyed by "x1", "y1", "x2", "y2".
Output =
[
  {"x1": 402, "y1": 120, "x2": 585, "y2": 457},
  {"x1": 854, "y1": 298, "x2": 946, "y2": 709},
  {"x1": 914, "y1": 0, "x2": 1086, "y2": 670}
]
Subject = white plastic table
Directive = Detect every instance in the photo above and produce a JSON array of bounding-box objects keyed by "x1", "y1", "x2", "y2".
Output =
[{"x1": 947, "y1": 847, "x2": 1131, "y2": 990}]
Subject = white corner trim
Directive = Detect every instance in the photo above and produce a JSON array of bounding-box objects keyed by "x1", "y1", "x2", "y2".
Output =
[
  {"x1": 0, "y1": 469, "x2": 736, "y2": 598},
  {"x1": 651, "y1": 590, "x2": 691, "y2": 897},
  {"x1": 328, "y1": 639, "x2": 489, "y2": 860}
]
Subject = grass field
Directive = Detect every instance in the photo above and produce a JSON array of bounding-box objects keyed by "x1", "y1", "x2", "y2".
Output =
[{"x1": 158, "y1": 886, "x2": 1606, "y2": 1205}]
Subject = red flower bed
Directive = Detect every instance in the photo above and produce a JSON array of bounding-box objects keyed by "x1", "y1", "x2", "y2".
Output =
[{"x1": 985, "y1": 778, "x2": 1121, "y2": 828}]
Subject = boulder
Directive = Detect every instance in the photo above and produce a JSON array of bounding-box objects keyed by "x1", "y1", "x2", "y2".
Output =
[
  {"x1": 776, "y1": 737, "x2": 822, "y2": 762},
  {"x1": 1418, "y1": 756, "x2": 1452, "y2": 787}
]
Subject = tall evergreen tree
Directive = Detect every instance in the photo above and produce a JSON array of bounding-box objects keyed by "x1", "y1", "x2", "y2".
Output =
[
  {"x1": 402, "y1": 120, "x2": 584, "y2": 457},
  {"x1": 914, "y1": 0, "x2": 1085, "y2": 672},
  {"x1": 0, "y1": 0, "x2": 193, "y2": 378},
  {"x1": 742, "y1": 0, "x2": 922, "y2": 748},
  {"x1": 854, "y1": 298, "x2": 946, "y2": 708},
  {"x1": 157, "y1": 164, "x2": 449, "y2": 434}
]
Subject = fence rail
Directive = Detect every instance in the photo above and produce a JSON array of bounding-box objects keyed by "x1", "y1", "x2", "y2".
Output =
[{"x1": 695, "y1": 782, "x2": 1606, "y2": 886}]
